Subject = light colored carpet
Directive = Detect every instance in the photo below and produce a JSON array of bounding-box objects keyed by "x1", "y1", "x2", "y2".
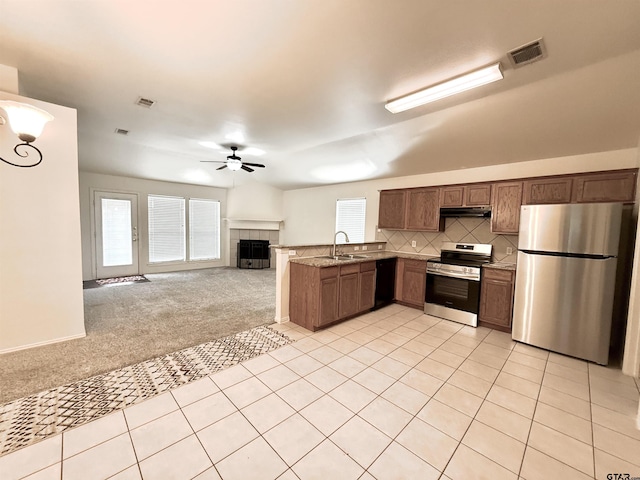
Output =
[{"x1": 0, "y1": 267, "x2": 276, "y2": 404}]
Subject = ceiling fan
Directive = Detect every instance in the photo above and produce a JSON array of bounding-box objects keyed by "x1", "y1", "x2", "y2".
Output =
[{"x1": 200, "y1": 146, "x2": 266, "y2": 172}]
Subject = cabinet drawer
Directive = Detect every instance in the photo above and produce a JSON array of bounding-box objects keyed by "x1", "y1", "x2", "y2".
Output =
[
  {"x1": 360, "y1": 261, "x2": 376, "y2": 272},
  {"x1": 340, "y1": 263, "x2": 360, "y2": 276},
  {"x1": 401, "y1": 258, "x2": 427, "y2": 270},
  {"x1": 482, "y1": 267, "x2": 514, "y2": 282},
  {"x1": 320, "y1": 266, "x2": 339, "y2": 279}
]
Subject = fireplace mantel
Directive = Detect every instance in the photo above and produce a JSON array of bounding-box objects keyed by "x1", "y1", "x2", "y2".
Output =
[{"x1": 225, "y1": 219, "x2": 282, "y2": 230}]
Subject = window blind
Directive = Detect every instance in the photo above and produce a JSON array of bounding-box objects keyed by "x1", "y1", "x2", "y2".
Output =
[
  {"x1": 148, "y1": 195, "x2": 185, "y2": 263},
  {"x1": 335, "y1": 198, "x2": 366, "y2": 244},
  {"x1": 189, "y1": 199, "x2": 220, "y2": 261}
]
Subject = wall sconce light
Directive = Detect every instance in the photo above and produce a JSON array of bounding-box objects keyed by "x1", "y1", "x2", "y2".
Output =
[{"x1": 0, "y1": 100, "x2": 54, "y2": 168}]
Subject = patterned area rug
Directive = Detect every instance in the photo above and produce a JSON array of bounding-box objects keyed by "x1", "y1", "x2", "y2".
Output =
[
  {"x1": 83, "y1": 275, "x2": 150, "y2": 289},
  {"x1": 0, "y1": 325, "x2": 292, "y2": 457}
]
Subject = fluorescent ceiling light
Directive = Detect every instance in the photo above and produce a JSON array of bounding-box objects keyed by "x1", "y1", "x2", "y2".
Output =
[{"x1": 385, "y1": 63, "x2": 503, "y2": 114}]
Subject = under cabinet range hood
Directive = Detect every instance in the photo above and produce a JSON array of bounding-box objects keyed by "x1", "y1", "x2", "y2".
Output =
[{"x1": 439, "y1": 207, "x2": 491, "y2": 218}]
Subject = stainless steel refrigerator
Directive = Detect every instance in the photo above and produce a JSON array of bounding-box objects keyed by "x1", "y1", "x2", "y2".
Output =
[{"x1": 512, "y1": 202, "x2": 622, "y2": 365}]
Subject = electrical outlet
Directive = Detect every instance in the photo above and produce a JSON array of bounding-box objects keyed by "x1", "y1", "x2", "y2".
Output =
[
  {"x1": 288, "y1": 250, "x2": 296, "y2": 256},
  {"x1": 411, "y1": 240, "x2": 417, "y2": 248},
  {"x1": 362, "y1": 246, "x2": 367, "y2": 251},
  {"x1": 378, "y1": 245, "x2": 383, "y2": 250},
  {"x1": 506, "y1": 247, "x2": 513, "y2": 255},
  {"x1": 354, "y1": 246, "x2": 360, "y2": 251}
]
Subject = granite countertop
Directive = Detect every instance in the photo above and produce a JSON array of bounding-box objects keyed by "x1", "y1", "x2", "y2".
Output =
[
  {"x1": 484, "y1": 262, "x2": 517, "y2": 271},
  {"x1": 270, "y1": 241, "x2": 385, "y2": 249},
  {"x1": 289, "y1": 251, "x2": 437, "y2": 267}
]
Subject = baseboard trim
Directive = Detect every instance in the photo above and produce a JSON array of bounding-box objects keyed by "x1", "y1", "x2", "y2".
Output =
[
  {"x1": 0, "y1": 333, "x2": 87, "y2": 355},
  {"x1": 275, "y1": 316, "x2": 290, "y2": 324}
]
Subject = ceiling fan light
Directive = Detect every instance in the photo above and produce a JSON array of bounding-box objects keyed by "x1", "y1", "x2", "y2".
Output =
[
  {"x1": 227, "y1": 159, "x2": 242, "y2": 171},
  {"x1": 385, "y1": 63, "x2": 503, "y2": 114}
]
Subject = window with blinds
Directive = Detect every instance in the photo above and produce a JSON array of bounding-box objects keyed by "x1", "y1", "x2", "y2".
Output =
[
  {"x1": 189, "y1": 199, "x2": 220, "y2": 260},
  {"x1": 148, "y1": 195, "x2": 185, "y2": 263},
  {"x1": 335, "y1": 198, "x2": 366, "y2": 244}
]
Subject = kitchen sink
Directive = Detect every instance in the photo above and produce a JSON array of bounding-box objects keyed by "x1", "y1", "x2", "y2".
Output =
[{"x1": 316, "y1": 254, "x2": 369, "y2": 260}]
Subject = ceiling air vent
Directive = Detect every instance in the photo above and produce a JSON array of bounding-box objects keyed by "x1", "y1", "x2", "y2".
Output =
[
  {"x1": 115, "y1": 128, "x2": 129, "y2": 135},
  {"x1": 508, "y1": 38, "x2": 547, "y2": 68},
  {"x1": 135, "y1": 97, "x2": 156, "y2": 108}
]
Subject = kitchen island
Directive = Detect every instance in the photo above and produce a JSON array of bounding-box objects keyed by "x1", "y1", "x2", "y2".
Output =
[{"x1": 283, "y1": 247, "x2": 436, "y2": 331}]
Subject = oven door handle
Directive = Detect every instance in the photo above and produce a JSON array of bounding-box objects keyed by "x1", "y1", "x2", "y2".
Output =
[{"x1": 427, "y1": 270, "x2": 480, "y2": 281}]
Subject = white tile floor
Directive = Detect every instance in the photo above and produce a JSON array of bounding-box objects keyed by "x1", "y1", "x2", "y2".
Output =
[{"x1": 1, "y1": 304, "x2": 639, "y2": 480}]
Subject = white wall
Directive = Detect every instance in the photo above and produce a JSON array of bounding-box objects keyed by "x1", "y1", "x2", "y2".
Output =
[
  {"x1": 280, "y1": 148, "x2": 638, "y2": 245},
  {"x1": 0, "y1": 64, "x2": 18, "y2": 94},
  {"x1": 0, "y1": 91, "x2": 85, "y2": 353},
  {"x1": 79, "y1": 172, "x2": 227, "y2": 280},
  {"x1": 623, "y1": 138, "x2": 640, "y2": 379},
  {"x1": 227, "y1": 181, "x2": 283, "y2": 221}
]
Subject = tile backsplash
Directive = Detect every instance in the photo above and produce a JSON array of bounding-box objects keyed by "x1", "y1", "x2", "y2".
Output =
[{"x1": 376, "y1": 217, "x2": 518, "y2": 263}]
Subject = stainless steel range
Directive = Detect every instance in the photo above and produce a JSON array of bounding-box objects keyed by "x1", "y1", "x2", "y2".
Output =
[{"x1": 424, "y1": 242, "x2": 493, "y2": 327}]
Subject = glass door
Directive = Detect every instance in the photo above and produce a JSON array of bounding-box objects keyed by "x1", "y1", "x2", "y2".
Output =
[{"x1": 94, "y1": 191, "x2": 139, "y2": 279}]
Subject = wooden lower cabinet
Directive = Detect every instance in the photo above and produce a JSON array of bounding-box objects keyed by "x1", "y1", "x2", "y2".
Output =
[
  {"x1": 290, "y1": 261, "x2": 376, "y2": 331},
  {"x1": 319, "y1": 276, "x2": 338, "y2": 327},
  {"x1": 338, "y1": 264, "x2": 360, "y2": 318},
  {"x1": 478, "y1": 267, "x2": 516, "y2": 332},
  {"x1": 359, "y1": 262, "x2": 376, "y2": 311},
  {"x1": 395, "y1": 258, "x2": 427, "y2": 309}
]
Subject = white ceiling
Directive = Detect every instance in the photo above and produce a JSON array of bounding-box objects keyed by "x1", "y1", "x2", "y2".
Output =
[{"x1": 1, "y1": 0, "x2": 640, "y2": 190}]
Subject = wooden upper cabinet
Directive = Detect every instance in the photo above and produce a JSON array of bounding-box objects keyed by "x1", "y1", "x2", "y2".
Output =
[
  {"x1": 378, "y1": 190, "x2": 407, "y2": 229},
  {"x1": 491, "y1": 182, "x2": 523, "y2": 234},
  {"x1": 571, "y1": 170, "x2": 637, "y2": 203},
  {"x1": 523, "y1": 177, "x2": 572, "y2": 205},
  {"x1": 441, "y1": 183, "x2": 492, "y2": 207},
  {"x1": 440, "y1": 186, "x2": 464, "y2": 207},
  {"x1": 406, "y1": 187, "x2": 444, "y2": 231},
  {"x1": 465, "y1": 183, "x2": 492, "y2": 206}
]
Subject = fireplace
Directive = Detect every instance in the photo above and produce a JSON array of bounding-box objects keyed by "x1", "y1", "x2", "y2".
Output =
[{"x1": 237, "y1": 239, "x2": 270, "y2": 269}]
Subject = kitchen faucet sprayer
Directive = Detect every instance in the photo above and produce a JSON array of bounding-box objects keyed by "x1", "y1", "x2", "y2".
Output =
[{"x1": 332, "y1": 231, "x2": 350, "y2": 257}]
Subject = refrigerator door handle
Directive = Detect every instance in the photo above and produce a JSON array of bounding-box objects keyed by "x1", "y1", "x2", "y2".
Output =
[{"x1": 519, "y1": 249, "x2": 614, "y2": 260}]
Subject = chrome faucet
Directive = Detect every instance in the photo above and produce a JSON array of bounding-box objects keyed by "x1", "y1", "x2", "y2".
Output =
[{"x1": 332, "y1": 230, "x2": 350, "y2": 257}]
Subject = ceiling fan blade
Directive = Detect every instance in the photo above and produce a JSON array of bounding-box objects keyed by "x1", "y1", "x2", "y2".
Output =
[
  {"x1": 242, "y1": 162, "x2": 265, "y2": 168},
  {"x1": 200, "y1": 160, "x2": 226, "y2": 163},
  {"x1": 216, "y1": 165, "x2": 228, "y2": 170},
  {"x1": 241, "y1": 165, "x2": 254, "y2": 172}
]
